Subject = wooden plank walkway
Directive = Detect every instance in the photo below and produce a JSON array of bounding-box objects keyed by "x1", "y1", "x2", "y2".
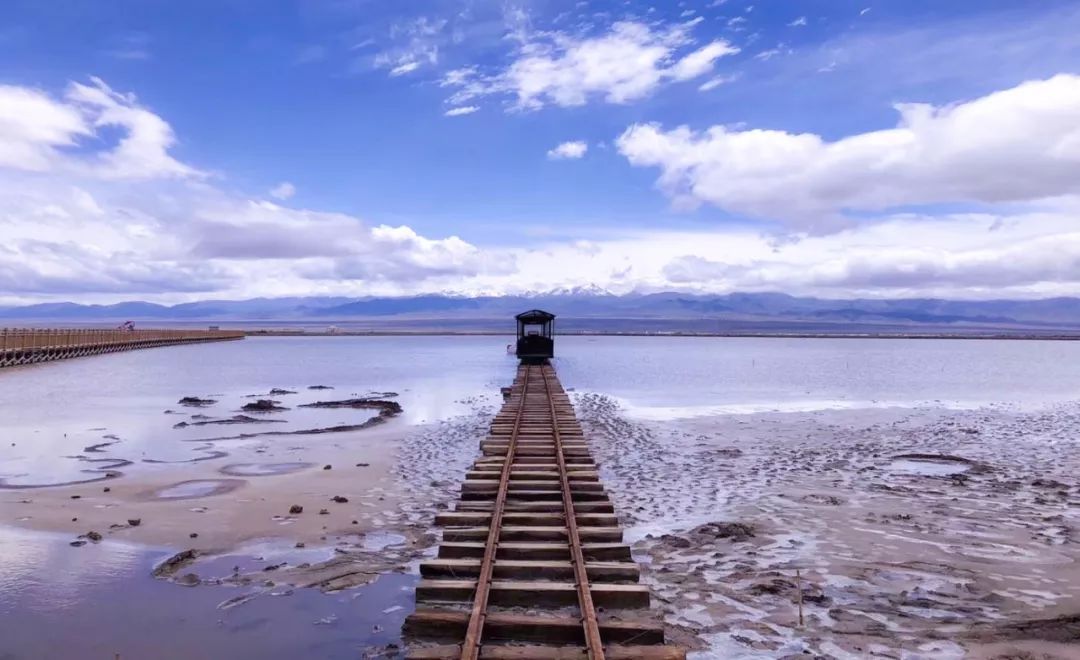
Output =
[
  {"x1": 0, "y1": 328, "x2": 244, "y2": 368},
  {"x1": 404, "y1": 364, "x2": 684, "y2": 659}
]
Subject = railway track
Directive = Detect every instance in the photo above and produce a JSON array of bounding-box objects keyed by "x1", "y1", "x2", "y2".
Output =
[{"x1": 405, "y1": 364, "x2": 684, "y2": 659}]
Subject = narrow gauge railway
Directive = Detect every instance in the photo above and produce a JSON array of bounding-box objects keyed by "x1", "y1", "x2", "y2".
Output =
[{"x1": 404, "y1": 363, "x2": 684, "y2": 659}]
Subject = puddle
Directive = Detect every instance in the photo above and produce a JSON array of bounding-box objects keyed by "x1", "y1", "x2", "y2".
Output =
[
  {"x1": 889, "y1": 457, "x2": 973, "y2": 476},
  {"x1": 0, "y1": 456, "x2": 128, "y2": 489},
  {"x1": 0, "y1": 525, "x2": 415, "y2": 660},
  {"x1": 146, "y1": 479, "x2": 246, "y2": 500},
  {"x1": 220, "y1": 462, "x2": 315, "y2": 477},
  {"x1": 187, "y1": 538, "x2": 339, "y2": 577},
  {"x1": 358, "y1": 531, "x2": 408, "y2": 552}
]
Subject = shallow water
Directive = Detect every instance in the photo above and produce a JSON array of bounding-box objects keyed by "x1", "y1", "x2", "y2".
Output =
[
  {"x1": 220, "y1": 461, "x2": 315, "y2": 477},
  {"x1": 149, "y1": 478, "x2": 246, "y2": 500},
  {"x1": 889, "y1": 457, "x2": 972, "y2": 476},
  {"x1": 554, "y1": 335, "x2": 1080, "y2": 416},
  {"x1": 3, "y1": 335, "x2": 1080, "y2": 484},
  {"x1": 0, "y1": 336, "x2": 513, "y2": 487},
  {"x1": 0, "y1": 526, "x2": 415, "y2": 659}
]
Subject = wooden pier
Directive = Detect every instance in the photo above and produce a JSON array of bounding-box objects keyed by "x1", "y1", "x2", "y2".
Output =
[
  {"x1": 404, "y1": 364, "x2": 684, "y2": 659},
  {"x1": 0, "y1": 328, "x2": 244, "y2": 368}
]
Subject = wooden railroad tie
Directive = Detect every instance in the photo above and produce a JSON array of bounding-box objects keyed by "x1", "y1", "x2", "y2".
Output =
[{"x1": 404, "y1": 364, "x2": 685, "y2": 659}]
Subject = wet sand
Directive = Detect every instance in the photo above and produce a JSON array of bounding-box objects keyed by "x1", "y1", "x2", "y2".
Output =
[
  {"x1": 572, "y1": 394, "x2": 1080, "y2": 659},
  {"x1": 1, "y1": 421, "x2": 406, "y2": 550}
]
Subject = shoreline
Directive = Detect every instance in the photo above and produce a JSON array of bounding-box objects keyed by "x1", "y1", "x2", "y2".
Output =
[{"x1": 242, "y1": 329, "x2": 1080, "y2": 340}]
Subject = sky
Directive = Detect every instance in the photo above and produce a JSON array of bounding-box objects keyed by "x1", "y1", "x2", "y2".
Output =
[{"x1": 1, "y1": 0, "x2": 1080, "y2": 305}]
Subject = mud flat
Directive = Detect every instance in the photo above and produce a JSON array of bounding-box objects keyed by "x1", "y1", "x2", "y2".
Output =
[
  {"x1": 572, "y1": 393, "x2": 1080, "y2": 659},
  {"x1": 0, "y1": 383, "x2": 414, "y2": 552},
  {"x1": 0, "y1": 422, "x2": 406, "y2": 548}
]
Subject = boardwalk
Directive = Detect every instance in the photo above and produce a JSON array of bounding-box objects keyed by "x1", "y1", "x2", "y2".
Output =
[
  {"x1": 405, "y1": 364, "x2": 684, "y2": 659},
  {"x1": 0, "y1": 328, "x2": 244, "y2": 368}
]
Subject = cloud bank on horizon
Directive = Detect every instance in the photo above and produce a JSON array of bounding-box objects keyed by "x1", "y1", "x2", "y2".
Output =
[{"x1": 1, "y1": 0, "x2": 1080, "y2": 305}]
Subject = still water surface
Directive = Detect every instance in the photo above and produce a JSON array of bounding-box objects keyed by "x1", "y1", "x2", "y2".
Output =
[
  {"x1": 0, "y1": 527, "x2": 414, "y2": 659},
  {"x1": 4, "y1": 335, "x2": 1080, "y2": 485}
]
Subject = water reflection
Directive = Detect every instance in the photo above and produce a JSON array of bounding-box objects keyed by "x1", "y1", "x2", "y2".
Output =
[
  {"x1": 0, "y1": 336, "x2": 513, "y2": 488},
  {"x1": 0, "y1": 526, "x2": 415, "y2": 659}
]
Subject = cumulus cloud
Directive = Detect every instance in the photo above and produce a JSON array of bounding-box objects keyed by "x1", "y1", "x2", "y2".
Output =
[
  {"x1": 616, "y1": 75, "x2": 1080, "y2": 227},
  {"x1": 660, "y1": 209, "x2": 1080, "y2": 296},
  {"x1": 0, "y1": 79, "x2": 511, "y2": 304},
  {"x1": 547, "y1": 140, "x2": 588, "y2": 160},
  {"x1": 8, "y1": 74, "x2": 1080, "y2": 305},
  {"x1": 0, "y1": 77, "x2": 201, "y2": 180},
  {"x1": 0, "y1": 174, "x2": 510, "y2": 302},
  {"x1": 269, "y1": 181, "x2": 295, "y2": 200},
  {"x1": 462, "y1": 204, "x2": 1080, "y2": 300},
  {"x1": 442, "y1": 21, "x2": 739, "y2": 110}
]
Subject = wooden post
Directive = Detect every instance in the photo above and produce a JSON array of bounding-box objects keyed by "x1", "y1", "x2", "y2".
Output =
[{"x1": 795, "y1": 568, "x2": 804, "y2": 628}]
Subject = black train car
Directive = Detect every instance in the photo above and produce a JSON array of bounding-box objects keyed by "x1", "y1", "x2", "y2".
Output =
[{"x1": 515, "y1": 309, "x2": 555, "y2": 363}]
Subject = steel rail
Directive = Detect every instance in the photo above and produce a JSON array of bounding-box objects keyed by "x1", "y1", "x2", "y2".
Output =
[
  {"x1": 460, "y1": 364, "x2": 532, "y2": 660},
  {"x1": 542, "y1": 364, "x2": 606, "y2": 660}
]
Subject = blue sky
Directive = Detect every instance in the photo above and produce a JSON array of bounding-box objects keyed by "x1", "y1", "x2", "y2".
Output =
[{"x1": 2, "y1": 1, "x2": 1080, "y2": 303}]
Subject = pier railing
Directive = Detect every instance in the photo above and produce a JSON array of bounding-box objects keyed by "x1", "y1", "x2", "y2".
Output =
[{"x1": 0, "y1": 328, "x2": 244, "y2": 368}]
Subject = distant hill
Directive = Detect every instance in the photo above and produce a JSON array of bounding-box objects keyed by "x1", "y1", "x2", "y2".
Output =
[{"x1": 3, "y1": 291, "x2": 1080, "y2": 334}]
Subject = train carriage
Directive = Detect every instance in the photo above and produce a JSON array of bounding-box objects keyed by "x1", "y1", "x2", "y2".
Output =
[{"x1": 515, "y1": 309, "x2": 555, "y2": 363}]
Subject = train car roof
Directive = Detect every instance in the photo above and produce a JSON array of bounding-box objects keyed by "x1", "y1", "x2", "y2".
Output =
[{"x1": 515, "y1": 309, "x2": 556, "y2": 322}]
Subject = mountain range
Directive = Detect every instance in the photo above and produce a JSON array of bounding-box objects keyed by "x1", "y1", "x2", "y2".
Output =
[{"x1": 4, "y1": 289, "x2": 1080, "y2": 335}]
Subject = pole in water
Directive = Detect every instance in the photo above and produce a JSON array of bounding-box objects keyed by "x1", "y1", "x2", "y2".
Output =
[{"x1": 796, "y1": 568, "x2": 804, "y2": 628}]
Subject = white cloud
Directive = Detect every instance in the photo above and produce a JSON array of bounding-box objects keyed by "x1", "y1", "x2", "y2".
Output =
[
  {"x1": 754, "y1": 45, "x2": 789, "y2": 61},
  {"x1": 9, "y1": 75, "x2": 1080, "y2": 305},
  {"x1": 0, "y1": 85, "x2": 88, "y2": 171},
  {"x1": 458, "y1": 202, "x2": 1080, "y2": 300},
  {"x1": 373, "y1": 16, "x2": 446, "y2": 77},
  {"x1": 444, "y1": 105, "x2": 479, "y2": 117},
  {"x1": 698, "y1": 74, "x2": 737, "y2": 91},
  {"x1": 659, "y1": 208, "x2": 1080, "y2": 297},
  {"x1": 616, "y1": 74, "x2": 1080, "y2": 228},
  {"x1": 269, "y1": 182, "x2": 296, "y2": 200},
  {"x1": 0, "y1": 77, "x2": 202, "y2": 180},
  {"x1": 389, "y1": 61, "x2": 421, "y2": 76},
  {"x1": 788, "y1": 17, "x2": 808, "y2": 27},
  {"x1": 0, "y1": 173, "x2": 511, "y2": 303},
  {"x1": 441, "y1": 21, "x2": 739, "y2": 110},
  {"x1": 669, "y1": 41, "x2": 741, "y2": 81},
  {"x1": 547, "y1": 141, "x2": 588, "y2": 160},
  {"x1": 0, "y1": 79, "x2": 511, "y2": 304}
]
